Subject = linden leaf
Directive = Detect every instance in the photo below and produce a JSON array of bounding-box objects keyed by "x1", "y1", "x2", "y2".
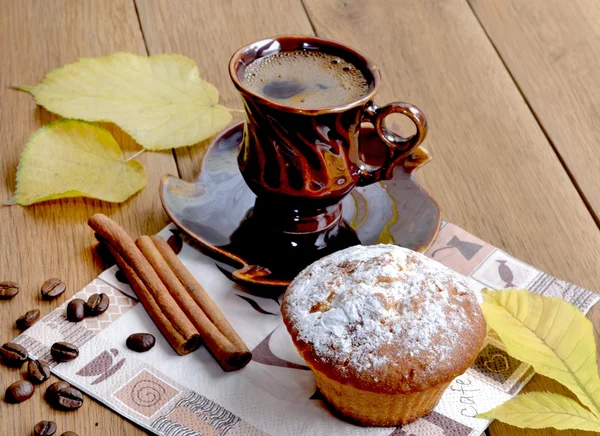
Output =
[
  {"x1": 479, "y1": 392, "x2": 600, "y2": 431},
  {"x1": 8, "y1": 120, "x2": 146, "y2": 205},
  {"x1": 482, "y1": 289, "x2": 600, "y2": 417},
  {"x1": 15, "y1": 53, "x2": 232, "y2": 150}
]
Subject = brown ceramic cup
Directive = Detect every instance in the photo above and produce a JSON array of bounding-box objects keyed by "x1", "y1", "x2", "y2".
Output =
[{"x1": 229, "y1": 36, "x2": 427, "y2": 233}]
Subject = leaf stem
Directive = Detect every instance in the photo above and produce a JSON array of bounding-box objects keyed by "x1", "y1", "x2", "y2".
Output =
[
  {"x1": 126, "y1": 149, "x2": 145, "y2": 162},
  {"x1": 228, "y1": 108, "x2": 245, "y2": 114}
]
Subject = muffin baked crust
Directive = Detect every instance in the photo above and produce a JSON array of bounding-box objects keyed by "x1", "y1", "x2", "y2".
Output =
[{"x1": 281, "y1": 244, "x2": 486, "y2": 396}]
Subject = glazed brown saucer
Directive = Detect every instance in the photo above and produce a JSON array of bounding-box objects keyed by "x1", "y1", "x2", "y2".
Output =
[{"x1": 160, "y1": 122, "x2": 440, "y2": 295}]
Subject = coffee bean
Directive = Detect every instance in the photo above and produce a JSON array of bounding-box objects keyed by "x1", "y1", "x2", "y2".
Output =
[
  {"x1": 85, "y1": 293, "x2": 109, "y2": 316},
  {"x1": 61, "y1": 432, "x2": 78, "y2": 436},
  {"x1": 0, "y1": 342, "x2": 28, "y2": 366},
  {"x1": 46, "y1": 381, "x2": 70, "y2": 400},
  {"x1": 47, "y1": 383, "x2": 83, "y2": 410},
  {"x1": 16, "y1": 308, "x2": 41, "y2": 330},
  {"x1": 46, "y1": 380, "x2": 83, "y2": 410},
  {"x1": 50, "y1": 342, "x2": 79, "y2": 362},
  {"x1": 34, "y1": 420, "x2": 57, "y2": 436},
  {"x1": 126, "y1": 333, "x2": 156, "y2": 352},
  {"x1": 41, "y1": 278, "x2": 66, "y2": 300},
  {"x1": 66, "y1": 298, "x2": 86, "y2": 322},
  {"x1": 58, "y1": 386, "x2": 84, "y2": 410},
  {"x1": 5, "y1": 380, "x2": 34, "y2": 403},
  {"x1": 28, "y1": 359, "x2": 51, "y2": 384},
  {"x1": 0, "y1": 281, "x2": 19, "y2": 299}
]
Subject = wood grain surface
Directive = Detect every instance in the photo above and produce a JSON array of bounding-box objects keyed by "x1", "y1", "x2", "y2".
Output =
[
  {"x1": 1, "y1": 0, "x2": 599, "y2": 435},
  {"x1": 0, "y1": 0, "x2": 169, "y2": 435},
  {"x1": 469, "y1": 0, "x2": 600, "y2": 225}
]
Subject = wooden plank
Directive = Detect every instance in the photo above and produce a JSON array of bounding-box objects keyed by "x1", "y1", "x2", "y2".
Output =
[
  {"x1": 135, "y1": 0, "x2": 315, "y2": 180},
  {"x1": 469, "y1": 0, "x2": 600, "y2": 225},
  {"x1": 301, "y1": 1, "x2": 600, "y2": 435},
  {"x1": 0, "y1": 0, "x2": 175, "y2": 434}
]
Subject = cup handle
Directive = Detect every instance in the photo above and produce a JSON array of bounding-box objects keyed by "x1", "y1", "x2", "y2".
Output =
[{"x1": 357, "y1": 101, "x2": 428, "y2": 186}]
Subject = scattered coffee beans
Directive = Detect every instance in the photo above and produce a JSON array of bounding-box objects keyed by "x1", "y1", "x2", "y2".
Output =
[
  {"x1": 0, "y1": 342, "x2": 28, "y2": 366},
  {"x1": 61, "y1": 432, "x2": 79, "y2": 436},
  {"x1": 28, "y1": 359, "x2": 51, "y2": 384},
  {"x1": 66, "y1": 298, "x2": 86, "y2": 322},
  {"x1": 0, "y1": 281, "x2": 19, "y2": 299},
  {"x1": 41, "y1": 278, "x2": 66, "y2": 300},
  {"x1": 16, "y1": 308, "x2": 41, "y2": 330},
  {"x1": 34, "y1": 420, "x2": 57, "y2": 436},
  {"x1": 5, "y1": 380, "x2": 34, "y2": 403},
  {"x1": 126, "y1": 333, "x2": 156, "y2": 352},
  {"x1": 50, "y1": 342, "x2": 79, "y2": 362},
  {"x1": 46, "y1": 381, "x2": 83, "y2": 410},
  {"x1": 85, "y1": 293, "x2": 109, "y2": 316}
]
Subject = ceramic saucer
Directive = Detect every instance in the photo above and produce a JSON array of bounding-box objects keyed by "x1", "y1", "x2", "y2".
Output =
[{"x1": 160, "y1": 122, "x2": 440, "y2": 292}]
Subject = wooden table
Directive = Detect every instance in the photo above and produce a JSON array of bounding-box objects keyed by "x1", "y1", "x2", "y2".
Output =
[{"x1": 1, "y1": 1, "x2": 598, "y2": 435}]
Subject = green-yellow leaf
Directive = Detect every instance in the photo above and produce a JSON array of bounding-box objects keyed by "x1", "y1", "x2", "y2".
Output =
[
  {"x1": 482, "y1": 289, "x2": 600, "y2": 417},
  {"x1": 9, "y1": 120, "x2": 146, "y2": 205},
  {"x1": 15, "y1": 53, "x2": 232, "y2": 150},
  {"x1": 479, "y1": 392, "x2": 600, "y2": 432}
]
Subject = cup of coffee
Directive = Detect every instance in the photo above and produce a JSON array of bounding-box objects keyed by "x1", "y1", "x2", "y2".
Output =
[
  {"x1": 227, "y1": 36, "x2": 427, "y2": 279},
  {"x1": 230, "y1": 36, "x2": 427, "y2": 232}
]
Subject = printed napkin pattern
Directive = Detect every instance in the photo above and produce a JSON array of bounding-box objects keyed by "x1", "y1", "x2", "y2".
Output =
[{"x1": 14, "y1": 222, "x2": 599, "y2": 436}]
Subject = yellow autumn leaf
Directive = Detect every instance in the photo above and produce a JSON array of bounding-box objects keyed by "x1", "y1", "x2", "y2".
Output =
[
  {"x1": 15, "y1": 53, "x2": 232, "y2": 150},
  {"x1": 482, "y1": 289, "x2": 600, "y2": 417},
  {"x1": 479, "y1": 392, "x2": 600, "y2": 432},
  {"x1": 8, "y1": 120, "x2": 146, "y2": 205}
]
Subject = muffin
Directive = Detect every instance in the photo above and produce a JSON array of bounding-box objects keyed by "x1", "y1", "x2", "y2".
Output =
[{"x1": 281, "y1": 244, "x2": 486, "y2": 426}]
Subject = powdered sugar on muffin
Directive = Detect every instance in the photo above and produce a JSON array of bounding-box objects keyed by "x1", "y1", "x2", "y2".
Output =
[{"x1": 282, "y1": 244, "x2": 484, "y2": 392}]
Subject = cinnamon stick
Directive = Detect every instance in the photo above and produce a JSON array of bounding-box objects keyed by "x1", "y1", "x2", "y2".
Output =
[
  {"x1": 137, "y1": 236, "x2": 251, "y2": 371},
  {"x1": 103, "y1": 241, "x2": 200, "y2": 355},
  {"x1": 151, "y1": 235, "x2": 249, "y2": 352},
  {"x1": 88, "y1": 214, "x2": 200, "y2": 355}
]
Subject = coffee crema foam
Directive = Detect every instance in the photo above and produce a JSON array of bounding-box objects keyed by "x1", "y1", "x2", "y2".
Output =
[{"x1": 242, "y1": 50, "x2": 369, "y2": 109}]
